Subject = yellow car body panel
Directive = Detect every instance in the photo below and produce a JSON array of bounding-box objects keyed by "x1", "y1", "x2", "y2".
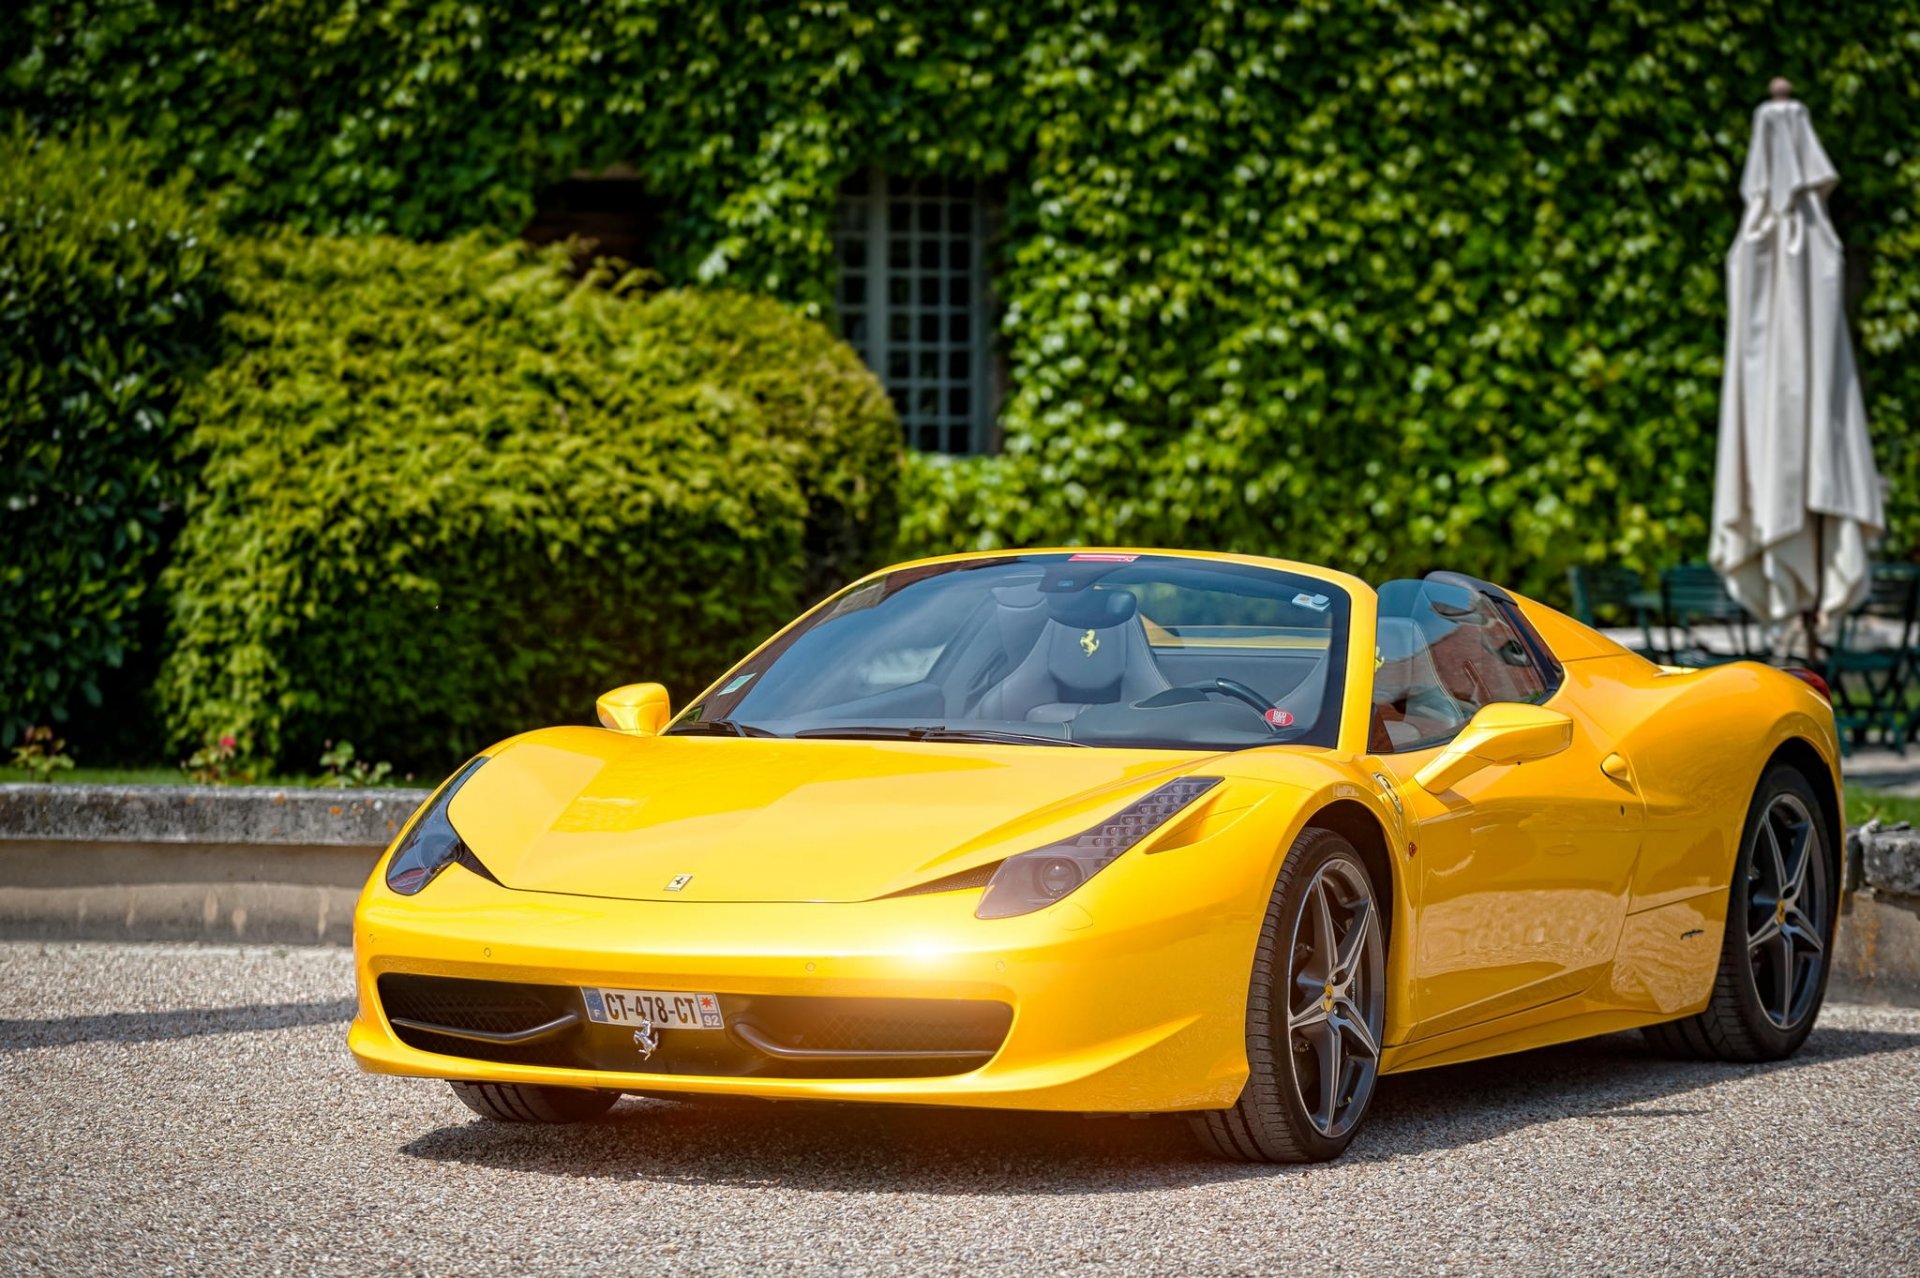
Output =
[
  {"x1": 450, "y1": 731, "x2": 1232, "y2": 904},
  {"x1": 349, "y1": 550, "x2": 1842, "y2": 1111}
]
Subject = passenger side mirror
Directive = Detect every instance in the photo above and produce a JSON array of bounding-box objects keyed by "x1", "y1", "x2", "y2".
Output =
[
  {"x1": 596, "y1": 683, "x2": 672, "y2": 736},
  {"x1": 1413, "y1": 703, "x2": 1572, "y2": 793}
]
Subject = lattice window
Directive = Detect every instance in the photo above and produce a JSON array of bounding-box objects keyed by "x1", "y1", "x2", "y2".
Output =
[{"x1": 834, "y1": 173, "x2": 995, "y2": 455}]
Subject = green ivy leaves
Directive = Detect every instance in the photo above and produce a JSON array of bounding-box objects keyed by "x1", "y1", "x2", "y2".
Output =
[
  {"x1": 8, "y1": 0, "x2": 1920, "y2": 733},
  {"x1": 0, "y1": 121, "x2": 224, "y2": 746}
]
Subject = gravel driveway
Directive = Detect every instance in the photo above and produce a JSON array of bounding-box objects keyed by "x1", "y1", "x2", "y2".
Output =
[{"x1": 3, "y1": 942, "x2": 1917, "y2": 1277}]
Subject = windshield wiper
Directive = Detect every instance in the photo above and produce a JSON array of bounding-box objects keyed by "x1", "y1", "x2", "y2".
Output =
[
  {"x1": 662, "y1": 718, "x2": 780, "y2": 738},
  {"x1": 791, "y1": 725, "x2": 1088, "y2": 748},
  {"x1": 914, "y1": 726, "x2": 1090, "y2": 748}
]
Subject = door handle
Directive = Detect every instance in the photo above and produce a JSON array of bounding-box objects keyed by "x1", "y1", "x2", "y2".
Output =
[{"x1": 1600, "y1": 752, "x2": 1634, "y2": 786}]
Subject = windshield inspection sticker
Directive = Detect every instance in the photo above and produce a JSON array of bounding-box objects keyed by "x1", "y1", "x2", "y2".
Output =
[
  {"x1": 719, "y1": 673, "x2": 755, "y2": 696},
  {"x1": 1293, "y1": 592, "x2": 1331, "y2": 612}
]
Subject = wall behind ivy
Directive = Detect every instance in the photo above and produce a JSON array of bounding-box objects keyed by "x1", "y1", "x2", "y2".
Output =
[{"x1": 11, "y1": 0, "x2": 1918, "y2": 599}]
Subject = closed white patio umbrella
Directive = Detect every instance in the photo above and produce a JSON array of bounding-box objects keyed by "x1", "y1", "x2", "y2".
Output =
[{"x1": 1710, "y1": 80, "x2": 1884, "y2": 628}]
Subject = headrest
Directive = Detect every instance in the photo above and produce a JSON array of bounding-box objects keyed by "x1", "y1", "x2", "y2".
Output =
[
  {"x1": 1372, "y1": 617, "x2": 1429, "y2": 703},
  {"x1": 989, "y1": 583, "x2": 1050, "y2": 654},
  {"x1": 1045, "y1": 610, "x2": 1131, "y2": 695},
  {"x1": 1045, "y1": 589, "x2": 1139, "y2": 629},
  {"x1": 1375, "y1": 615, "x2": 1425, "y2": 663},
  {"x1": 990, "y1": 584, "x2": 1045, "y2": 609}
]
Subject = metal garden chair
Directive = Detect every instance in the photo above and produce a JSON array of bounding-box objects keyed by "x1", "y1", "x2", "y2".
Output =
[
  {"x1": 1657, "y1": 563, "x2": 1767, "y2": 667},
  {"x1": 1566, "y1": 564, "x2": 1659, "y2": 657},
  {"x1": 1819, "y1": 563, "x2": 1920, "y2": 753}
]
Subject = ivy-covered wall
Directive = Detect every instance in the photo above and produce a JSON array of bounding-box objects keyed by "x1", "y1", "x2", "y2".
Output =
[{"x1": 9, "y1": 1, "x2": 1919, "y2": 599}]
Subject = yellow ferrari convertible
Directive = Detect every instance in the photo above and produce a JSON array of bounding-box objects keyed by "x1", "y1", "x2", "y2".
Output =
[{"x1": 349, "y1": 549, "x2": 1842, "y2": 1162}]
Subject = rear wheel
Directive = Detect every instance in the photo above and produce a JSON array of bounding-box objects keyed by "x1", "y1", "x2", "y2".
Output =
[
  {"x1": 448, "y1": 1080, "x2": 619, "y2": 1123},
  {"x1": 1190, "y1": 827, "x2": 1386, "y2": 1162},
  {"x1": 1643, "y1": 764, "x2": 1834, "y2": 1061}
]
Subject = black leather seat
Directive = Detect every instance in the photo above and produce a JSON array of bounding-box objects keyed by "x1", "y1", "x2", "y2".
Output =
[{"x1": 973, "y1": 589, "x2": 1171, "y2": 722}]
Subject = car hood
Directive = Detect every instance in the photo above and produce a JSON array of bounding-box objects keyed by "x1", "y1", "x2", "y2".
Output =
[{"x1": 445, "y1": 726, "x2": 1229, "y2": 903}]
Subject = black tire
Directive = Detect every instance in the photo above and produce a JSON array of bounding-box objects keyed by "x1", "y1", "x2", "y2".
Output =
[
  {"x1": 1643, "y1": 763, "x2": 1835, "y2": 1062},
  {"x1": 448, "y1": 1080, "x2": 619, "y2": 1123},
  {"x1": 1190, "y1": 826, "x2": 1387, "y2": 1163}
]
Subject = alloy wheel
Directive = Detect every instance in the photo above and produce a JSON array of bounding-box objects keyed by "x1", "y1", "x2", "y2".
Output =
[
  {"x1": 1744, "y1": 791, "x2": 1828, "y2": 1030},
  {"x1": 1283, "y1": 859, "x2": 1385, "y2": 1139}
]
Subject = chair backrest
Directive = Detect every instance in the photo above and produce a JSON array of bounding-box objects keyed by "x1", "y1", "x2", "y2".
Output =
[
  {"x1": 1661, "y1": 563, "x2": 1743, "y2": 624},
  {"x1": 1820, "y1": 564, "x2": 1920, "y2": 691},
  {"x1": 1858, "y1": 563, "x2": 1920, "y2": 620},
  {"x1": 1567, "y1": 563, "x2": 1643, "y2": 627},
  {"x1": 1830, "y1": 563, "x2": 1920, "y2": 656}
]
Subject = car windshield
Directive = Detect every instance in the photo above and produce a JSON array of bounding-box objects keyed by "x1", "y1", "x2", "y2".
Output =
[{"x1": 671, "y1": 553, "x2": 1350, "y2": 750}]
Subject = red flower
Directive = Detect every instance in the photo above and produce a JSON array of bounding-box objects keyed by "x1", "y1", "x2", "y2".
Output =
[{"x1": 219, "y1": 735, "x2": 237, "y2": 750}]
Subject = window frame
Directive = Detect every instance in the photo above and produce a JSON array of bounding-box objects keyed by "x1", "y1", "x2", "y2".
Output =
[{"x1": 834, "y1": 171, "x2": 998, "y2": 455}]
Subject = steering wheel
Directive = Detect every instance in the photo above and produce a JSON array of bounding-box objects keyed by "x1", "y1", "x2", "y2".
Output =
[{"x1": 1146, "y1": 678, "x2": 1287, "y2": 730}]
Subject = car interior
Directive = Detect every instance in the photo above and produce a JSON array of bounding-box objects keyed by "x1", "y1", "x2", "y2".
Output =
[
  {"x1": 711, "y1": 558, "x2": 1348, "y2": 750},
  {"x1": 689, "y1": 560, "x2": 1560, "y2": 755}
]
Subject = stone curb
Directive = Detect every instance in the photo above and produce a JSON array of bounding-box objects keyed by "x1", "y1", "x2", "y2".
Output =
[
  {"x1": 1852, "y1": 821, "x2": 1920, "y2": 896},
  {"x1": 0, "y1": 782, "x2": 431, "y2": 847},
  {"x1": 1836, "y1": 821, "x2": 1920, "y2": 1006},
  {"x1": 0, "y1": 783, "x2": 429, "y2": 946}
]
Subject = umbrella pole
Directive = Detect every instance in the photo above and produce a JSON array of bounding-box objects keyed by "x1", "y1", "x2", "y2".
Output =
[{"x1": 1804, "y1": 515, "x2": 1824, "y2": 664}]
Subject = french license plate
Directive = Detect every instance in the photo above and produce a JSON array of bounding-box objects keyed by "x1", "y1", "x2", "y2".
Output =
[{"x1": 581, "y1": 986, "x2": 724, "y2": 1030}]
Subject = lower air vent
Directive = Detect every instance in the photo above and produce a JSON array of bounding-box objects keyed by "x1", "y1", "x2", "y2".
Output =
[{"x1": 375, "y1": 975, "x2": 1012, "y2": 1079}]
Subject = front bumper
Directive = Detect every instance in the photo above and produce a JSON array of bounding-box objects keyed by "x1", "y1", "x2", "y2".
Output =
[{"x1": 349, "y1": 855, "x2": 1265, "y2": 1113}]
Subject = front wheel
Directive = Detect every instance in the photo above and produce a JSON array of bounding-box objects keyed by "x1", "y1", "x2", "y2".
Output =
[
  {"x1": 1643, "y1": 764, "x2": 1835, "y2": 1062},
  {"x1": 448, "y1": 1080, "x2": 618, "y2": 1123},
  {"x1": 1190, "y1": 827, "x2": 1386, "y2": 1162}
]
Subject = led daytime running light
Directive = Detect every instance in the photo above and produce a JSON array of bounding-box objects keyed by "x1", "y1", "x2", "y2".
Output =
[
  {"x1": 384, "y1": 755, "x2": 490, "y2": 896},
  {"x1": 975, "y1": 775, "x2": 1223, "y2": 919}
]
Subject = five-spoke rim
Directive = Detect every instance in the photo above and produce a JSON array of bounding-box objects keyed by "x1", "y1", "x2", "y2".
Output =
[
  {"x1": 1283, "y1": 859, "x2": 1385, "y2": 1139},
  {"x1": 1745, "y1": 792, "x2": 1827, "y2": 1031}
]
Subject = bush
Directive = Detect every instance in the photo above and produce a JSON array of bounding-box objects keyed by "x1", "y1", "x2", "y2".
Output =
[
  {"x1": 160, "y1": 234, "x2": 898, "y2": 771},
  {"x1": 0, "y1": 121, "x2": 223, "y2": 746},
  {"x1": 631, "y1": 289, "x2": 900, "y2": 597}
]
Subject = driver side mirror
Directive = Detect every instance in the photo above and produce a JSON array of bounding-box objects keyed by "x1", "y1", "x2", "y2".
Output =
[
  {"x1": 596, "y1": 683, "x2": 672, "y2": 736},
  {"x1": 1413, "y1": 703, "x2": 1572, "y2": 793}
]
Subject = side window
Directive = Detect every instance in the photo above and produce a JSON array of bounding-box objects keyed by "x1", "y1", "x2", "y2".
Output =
[{"x1": 1371, "y1": 576, "x2": 1556, "y2": 753}]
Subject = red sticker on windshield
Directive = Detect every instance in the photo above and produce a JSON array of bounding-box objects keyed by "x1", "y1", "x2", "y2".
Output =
[
  {"x1": 1068, "y1": 553, "x2": 1139, "y2": 562},
  {"x1": 1264, "y1": 708, "x2": 1295, "y2": 728}
]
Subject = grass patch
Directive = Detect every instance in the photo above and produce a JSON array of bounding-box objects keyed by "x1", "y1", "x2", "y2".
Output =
[{"x1": 1846, "y1": 789, "x2": 1920, "y2": 830}]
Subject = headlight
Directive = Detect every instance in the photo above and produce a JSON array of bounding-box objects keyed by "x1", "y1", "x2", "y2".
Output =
[
  {"x1": 384, "y1": 756, "x2": 490, "y2": 895},
  {"x1": 975, "y1": 776, "x2": 1223, "y2": 919}
]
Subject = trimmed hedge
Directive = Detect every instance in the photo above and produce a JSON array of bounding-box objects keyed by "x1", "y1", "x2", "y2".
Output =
[
  {"x1": 0, "y1": 122, "x2": 223, "y2": 747},
  {"x1": 160, "y1": 235, "x2": 898, "y2": 770},
  {"x1": 9, "y1": 3, "x2": 1920, "y2": 598},
  {"x1": 629, "y1": 288, "x2": 900, "y2": 598}
]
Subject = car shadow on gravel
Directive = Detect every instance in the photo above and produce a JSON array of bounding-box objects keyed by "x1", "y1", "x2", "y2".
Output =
[
  {"x1": 396, "y1": 1019, "x2": 1920, "y2": 1192},
  {"x1": 0, "y1": 998, "x2": 356, "y2": 1051},
  {"x1": 1344, "y1": 1020, "x2": 1920, "y2": 1167}
]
